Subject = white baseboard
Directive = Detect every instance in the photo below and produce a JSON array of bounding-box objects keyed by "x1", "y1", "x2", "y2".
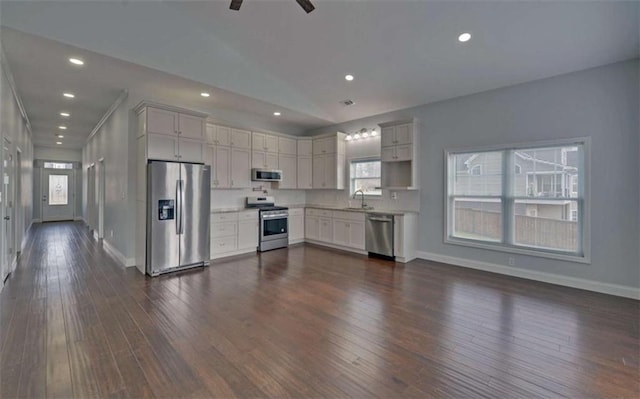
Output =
[
  {"x1": 212, "y1": 247, "x2": 257, "y2": 260},
  {"x1": 102, "y1": 239, "x2": 136, "y2": 267},
  {"x1": 305, "y1": 239, "x2": 368, "y2": 256},
  {"x1": 32, "y1": 218, "x2": 41, "y2": 223},
  {"x1": 416, "y1": 251, "x2": 639, "y2": 300},
  {"x1": 21, "y1": 221, "x2": 33, "y2": 252},
  {"x1": 74, "y1": 216, "x2": 84, "y2": 222}
]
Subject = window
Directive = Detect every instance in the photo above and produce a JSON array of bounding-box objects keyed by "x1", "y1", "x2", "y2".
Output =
[
  {"x1": 350, "y1": 159, "x2": 381, "y2": 196},
  {"x1": 49, "y1": 175, "x2": 69, "y2": 205},
  {"x1": 44, "y1": 161, "x2": 73, "y2": 169},
  {"x1": 446, "y1": 139, "x2": 588, "y2": 262}
]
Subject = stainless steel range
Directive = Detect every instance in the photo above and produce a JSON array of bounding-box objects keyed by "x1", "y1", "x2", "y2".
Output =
[{"x1": 246, "y1": 196, "x2": 289, "y2": 252}]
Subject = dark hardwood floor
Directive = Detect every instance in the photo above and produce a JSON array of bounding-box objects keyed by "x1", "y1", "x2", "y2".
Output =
[{"x1": 1, "y1": 221, "x2": 638, "y2": 398}]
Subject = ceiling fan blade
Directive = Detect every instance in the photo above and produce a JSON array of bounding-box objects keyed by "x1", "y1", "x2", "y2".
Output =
[
  {"x1": 296, "y1": 0, "x2": 315, "y2": 13},
  {"x1": 229, "y1": 0, "x2": 243, "y2": 11}
]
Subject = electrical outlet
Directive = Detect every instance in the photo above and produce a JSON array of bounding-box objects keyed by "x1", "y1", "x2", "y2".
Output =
[
  {"x1": 391, "y1": 191, "x2": 398, "y2": 200},
  {"x1": 508, "y1": 257, "x2": 515, "y2": 266},
  {"x1": 110, "y1": 230, "x2": 114, "y2": 238}
]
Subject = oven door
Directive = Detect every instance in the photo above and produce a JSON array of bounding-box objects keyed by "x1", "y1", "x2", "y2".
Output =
[{"x1": 260, "y1": 214, "x2": 288, "y2": 242}]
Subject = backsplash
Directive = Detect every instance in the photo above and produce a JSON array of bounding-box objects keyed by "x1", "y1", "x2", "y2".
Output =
[
  {"x1": 211, "y1": 183, "x2": 307, "y2": 210},
  {"x1": 305, "y1": 189, "x2": 419, "y2": 212}
]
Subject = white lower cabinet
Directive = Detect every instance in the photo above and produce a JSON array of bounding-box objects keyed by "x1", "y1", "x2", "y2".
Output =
[
  {"x1": 289, "y1": 209, "x2": 304, "y2": 243},
  {"x1": 319, "y1": 218, "x2": 333, "y2": 242},
  {"x1": 331, "y1": 211, "x2": 365, "y2": 250},
  {"x1": 211, "y1": 210, "x2": 258, "y2": 258},
  {"x1": 305, "y1": 214, "x2": 319, "y2": 240}
]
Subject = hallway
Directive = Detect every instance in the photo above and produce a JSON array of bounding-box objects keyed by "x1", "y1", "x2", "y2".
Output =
[{"x1": 1, "y1": 222, "x2": 638, "y2": 398}]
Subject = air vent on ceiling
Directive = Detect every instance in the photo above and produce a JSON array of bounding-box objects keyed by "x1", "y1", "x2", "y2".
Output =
[{"x1": 340, "y1": 99, "x2": 355, "y2": 106}]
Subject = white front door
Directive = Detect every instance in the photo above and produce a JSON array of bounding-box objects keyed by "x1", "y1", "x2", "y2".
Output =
[
  {"x1": 42, "y1": 169, "x2": 74, "y2": 222},
  {"x1": 2, "y1": 145, "x2": 13, "y2": 282}
]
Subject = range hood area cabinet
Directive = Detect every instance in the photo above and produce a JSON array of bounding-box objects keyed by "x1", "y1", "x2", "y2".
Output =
[
  {"x1": 379, "y1": 119, "x2": 420, "y2": 190},
  {"x1": 312, "y1": 133, "x2": 346, "y2": 189}
]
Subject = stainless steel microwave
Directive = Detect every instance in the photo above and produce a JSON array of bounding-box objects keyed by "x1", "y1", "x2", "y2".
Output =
[{"x1": 251, "y1": 168, "x2": 283, "y2": 182}]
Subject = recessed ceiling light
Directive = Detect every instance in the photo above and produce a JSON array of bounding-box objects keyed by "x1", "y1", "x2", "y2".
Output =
[
  {"x1": 273, "y1": 112, "x2": 281, "y2": 116},
  {"x1": 69, "y1": 57, "x2": 84, "y2": 66},
  {"x1": 58, "y1": 126, "x2": 67, "y2": 130},
  {"x1": 200, "y1": 92, "x2": 210, "y2": 97},
  {"x1": 63, "y1": 93, "x2": 75, "y2": 98},
  {"x1": 57, "y1": 135, "x2": 64, "y2": 138},
  {"x1": 60, "y1": 112, "x2": 70, "y2": 117},
  {"x1": 458, "y1": 32, "x2": 472, "y2": 42},
  {"x1": 56, "y1": 142, "x2": 62, "y2": 145},
  {"x1": 345, "y1": 74, "x2": 354, "y2": 81}
]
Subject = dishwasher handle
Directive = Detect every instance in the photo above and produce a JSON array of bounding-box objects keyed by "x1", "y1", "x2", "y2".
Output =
[{"x1": 368, "y1": 217, "x2": 392, "y2": 222}]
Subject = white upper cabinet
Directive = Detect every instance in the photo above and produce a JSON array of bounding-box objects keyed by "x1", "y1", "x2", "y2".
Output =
[
  {"x1": 252, "y1": 151, "x2": 278, "y2": 169},
  {"x1": 147, "y1": 134, "x2": 178, "y2": 161},
  {"x1": 230, "y1": 129, "x2": 251, "y2": 149},
  {"x1": 178, "y1": 113, "x2": 205, "y2": 140},
  {"x1": 147, "y1": 107, "x2": 177, "y2": 136},
  {"x1": 230, "y1": 148, "x2": 251, "y2": 188},
  {"x1": 297, "y1": 156, "x2": 313, "y2": 189},
  {"x1": 277, "y1": 154, "x2": 297, "y2": 189},
  {"x1": 312, "y1": 133, "x2": 346, "y2": 189},
  {"x1": 378, "y1": 119, "x2": 420, "y2": 189},
  {"x1": 297, "y1": 139, "x2": 313, "y2": 157},
  {"x1": 381, "y1": 123, "x2": 412, "y2": 147},
  {"x1": 207, "y1": 124, "x2": 231, "y2": 146},
  {"x1": 179, "y1": 138, "x2": 204, "y2": 163},
  {"x1": 278, "y1": 137, "x2": 297, "y2": 155},
  {"x1": 252, "y1": 132, "x2": 278, "y2": 153},
  {"x1": 212, "y1": 145, "x2": 231, "y2": 188}
]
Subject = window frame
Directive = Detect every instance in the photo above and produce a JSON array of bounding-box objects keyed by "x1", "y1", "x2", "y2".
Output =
[
  {"x1": 444, "y1": 137, "x2": 591, "y2": 264},
  {"x1": 349, "y1": 157, "x2": 382, "y2": 197}
]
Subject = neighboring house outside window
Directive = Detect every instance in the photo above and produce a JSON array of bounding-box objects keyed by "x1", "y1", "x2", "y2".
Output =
[
  {"x1": 350, "y1": 159, "x2": 381, "y2": 196},
  {"x1": 446, "y1": 139, "x2": 588, "y2": 262}
]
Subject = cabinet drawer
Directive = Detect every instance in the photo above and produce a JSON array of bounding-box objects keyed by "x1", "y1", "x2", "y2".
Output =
[
  {"x1": 238, "y1": 210, "x2": 258, "y2": 220},
  {"x1": 307, "y1": 208, "x2": 332, "y2": 217},
  {"x1": 288, "y1": 208, "x2": 304, "y2": 216},
  {"x1": 332, "y1": 211, "x2": 365, "y2": 222},
  {"x1": 211, "y1": 212, "x2": 238, "y2": 223},
  {"x1": 211, "y1": 221, "x2": 237, "y2": 238},
  {"x1": 306, "y1": 208, "x2": 321, "y2": 217},
  {"x1": 211, "y1": 236, "x2": 237, "y2": 254}
]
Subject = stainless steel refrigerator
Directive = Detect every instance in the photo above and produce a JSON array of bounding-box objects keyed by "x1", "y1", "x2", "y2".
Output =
[{"x1": 147, "y1": 161, "x2": 210, "y2": 276}]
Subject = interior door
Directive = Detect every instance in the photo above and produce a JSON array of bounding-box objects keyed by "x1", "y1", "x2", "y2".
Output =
[
  {"x1": 2, "y1": 145, "x2": 13, "y2": 282},
  {"x1": 179, "y1": 163, "x2": 210, "y2": 267},
  {"x1": 42, "y1": 169, "x2": 74, "y2": 222}
]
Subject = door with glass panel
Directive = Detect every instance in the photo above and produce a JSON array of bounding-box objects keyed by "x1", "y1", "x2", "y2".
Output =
[{"x1": 42, "y1": 169, "x2": 74, "y2": 221}]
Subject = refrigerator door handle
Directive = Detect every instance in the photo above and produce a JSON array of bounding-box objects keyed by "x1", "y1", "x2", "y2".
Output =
[
  {"x1": 176, "y1": 180, "x2": 182, "y2": 235},
  {"x1": 179, "y1": 179, "x2": 185, "y2": 235}
]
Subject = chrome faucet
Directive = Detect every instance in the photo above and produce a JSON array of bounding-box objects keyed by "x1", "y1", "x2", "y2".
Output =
[{"x1": 352, "y1": 189, "x2": 367, "y2": 209}]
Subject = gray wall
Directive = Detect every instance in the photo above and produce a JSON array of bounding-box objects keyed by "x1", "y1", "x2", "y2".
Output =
[
  {"x1": 307, "y1": 60, "x2": 639, "y2": 289},
  {"x1": 34, "y1": 146, "x2": 82, "y2": 162},
  {"x1": 1, "y1": 49, "x2": 34, "y2": 280}
]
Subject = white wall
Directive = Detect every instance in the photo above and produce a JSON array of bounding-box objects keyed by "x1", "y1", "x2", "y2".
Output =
[
  {"x1": 1, "y1": 48, "x2": 34, "y2": 286},
  {"x1": 307, "y1": 60, "x2": 640, "y2": 291},
  {"x1": 34, "y1": 146, "x2": 82, "y2": 162}
]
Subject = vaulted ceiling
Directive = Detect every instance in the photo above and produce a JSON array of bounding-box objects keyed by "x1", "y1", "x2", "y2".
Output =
[{"x1": 1, "y1": 1, "x2": 638, "y2": 148}]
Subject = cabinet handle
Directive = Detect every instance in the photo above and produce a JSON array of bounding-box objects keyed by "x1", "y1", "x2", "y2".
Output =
[
  {"x1": 231, "y1": 180, "x2": 234, "y2": 186},
  {"x1": 231, "y1": 142, "x2": 234, "y2": 145}
]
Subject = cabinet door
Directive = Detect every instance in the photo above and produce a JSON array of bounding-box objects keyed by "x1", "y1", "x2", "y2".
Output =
[
  {"x1": 230, "y1": 129, "x2": 251, "y2": 149},
  {"x1": 211, "y1": 221, "x2": 238, "y2": 238},
  {"x1": 252, "y1": 151, "x2": 267, "y2": 168},
  {"x1": 332, "y1": 220, "x2": 349, "y2": 245},
  {"x1": 349, "y1": 221, "x2": 365, "y2": 250},
  {"x1": 147, "y1": 133, "x2": 178, "y2": 161},
  {"x1": 381, "y1": 146, "x2": 397, "y2": 162},
  {"x1": 297, "y1": 139, "x2": 313, "y2": 157},
  {"x1": 381, "y1": 126, "x2": 395, "y2": 147},
  {"x1": 312, "y1": 138, "x2": 325, "y2": 155},
  {"x1": 395, "y1": 144, "x2": 412, "y2": 161},
  {"x1": 394, "y1": 124, "x2": 412, "y2": 145},
  {"x1": 215, "y1": 126, "x2": 231, "y2": 146},
  {"x1": 147, "y1": 107, "x2": 177, "y2": 136},
  {"x1": 312, "y1": 156, "x2": 325, "y2": 188},
  {"x1": 205, "y1": 124, "x2": 215, "y2": 144},
  {"x1": 178, "y1": 113, "x2": 205, "y2": 140},
  {"x1": 289, "y1": 215, "x2": 304, "y2": 242},
  {"x1": 211, "y1": 236, "x2": 237, "y2": 255},
  {"x1": 230, "y1": 148, "x2": 251, "y2": 188},
  {"x1": 324, "y1": 153, "x2": 337, "y2": 189},
  {"x1": 214, "y1": 146, "x2": 231, "y2": 188},
  {"x1": 266, "y1": 152, "x2": 279, "y2": 170},
  {"x1": 305, "y1": 216, "x2": 319, "y2": 240},
  {"x1": 278, "y1": 154, "x2": 297, "y2": 189},
  {"x1": 252, "y1": 133, "x2": 265, "y2": 150},
  {"x1": 318, "y1": 218, "x2": 333, "y2": 242},
  {"x1": 297, "y1": 157, "x2": 312, "y2": 189},
  {"x1": 238, "y1": 220, "x2": 258, "y2": 250},
  {"x1": 278, "y1": 137, "x2": 297, "y2": 155},
  {"x1": 179, "y1": 138, "x2": 204, "y2": 163},
  {"x1": 265, "y1": 134, "x2": 279, "y2": 153}
]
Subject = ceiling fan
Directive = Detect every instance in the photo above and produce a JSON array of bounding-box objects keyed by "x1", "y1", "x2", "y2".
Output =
[{"x1": 229, "y1": 0, "x2": 315, "y2": 13}]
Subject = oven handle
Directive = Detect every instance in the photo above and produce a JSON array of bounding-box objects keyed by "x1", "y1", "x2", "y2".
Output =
[{"x1": 261, "y1": 214, "x2": 288, "y2": 219}]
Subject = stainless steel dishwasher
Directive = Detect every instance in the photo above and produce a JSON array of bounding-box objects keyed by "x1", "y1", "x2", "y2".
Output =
[{"x1": 365, "y1": 213, "x2": 394, "y2": 258}]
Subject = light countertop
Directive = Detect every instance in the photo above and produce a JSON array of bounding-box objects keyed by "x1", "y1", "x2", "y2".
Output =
[{"x1": 211, "y1": 204, "x2": 417, "y2": 215}]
